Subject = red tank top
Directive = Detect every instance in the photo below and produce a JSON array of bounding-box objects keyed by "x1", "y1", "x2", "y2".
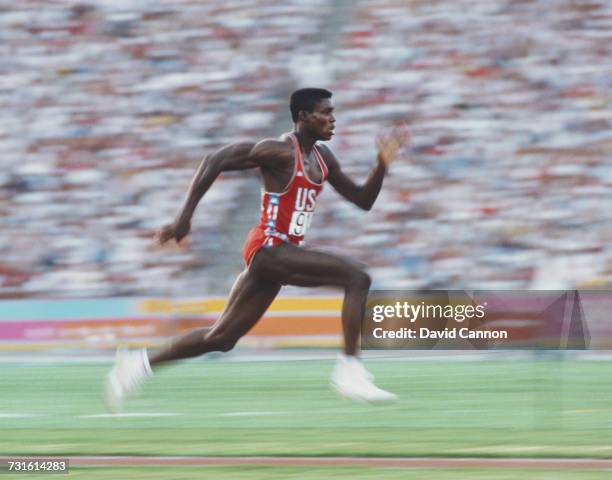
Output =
[{"x1": 258, "y1": 132, "x2": 329, "y2": 246}]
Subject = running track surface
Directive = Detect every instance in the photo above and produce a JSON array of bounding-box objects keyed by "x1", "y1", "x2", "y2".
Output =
[{"x1": 2, "y1": 457, "x2": 612, "y2": 469}]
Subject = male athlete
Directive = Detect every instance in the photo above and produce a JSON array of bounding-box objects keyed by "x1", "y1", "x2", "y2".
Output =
[{"x1": 104, "y1": 88, "x2": 409, "y2": 410}]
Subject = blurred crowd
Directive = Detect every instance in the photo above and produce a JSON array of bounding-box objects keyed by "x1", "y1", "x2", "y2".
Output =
[
  {"x1": 313, "y1": 0, "x2": 612, "y2": 290},
  {"x1": 1, "y1": 0, "x2": 611, "y2": 298},
  {"x1": 0, "y1": 0, "x2": 326, "y2": 297}
]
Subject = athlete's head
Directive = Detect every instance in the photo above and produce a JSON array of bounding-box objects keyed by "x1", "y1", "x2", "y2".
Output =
[{"x1": 290, "y1": 88, "x2": 335, "y2": 141}]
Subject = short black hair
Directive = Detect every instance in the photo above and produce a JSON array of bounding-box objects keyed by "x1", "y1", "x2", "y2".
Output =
[{"x1": 290, "y1": 88, "x2": 332, "y2": 123}]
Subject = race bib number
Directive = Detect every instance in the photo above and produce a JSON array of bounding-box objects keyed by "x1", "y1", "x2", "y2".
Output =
[{"x1": 288, "y1": 211, "x2": 314, "y2": 236}]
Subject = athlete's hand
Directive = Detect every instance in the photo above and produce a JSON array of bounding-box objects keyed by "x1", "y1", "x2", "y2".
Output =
[
  {"x1": 155, "y1": 219, "x2": 191, "y2": 245},
  {"x1": 376, "y1": 125, "x2": 410, "y2": 167}
]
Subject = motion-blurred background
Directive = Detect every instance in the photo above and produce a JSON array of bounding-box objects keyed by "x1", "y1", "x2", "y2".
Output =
[{"x1": 2, "y1": 0, "x2": 611, "y2": 300}]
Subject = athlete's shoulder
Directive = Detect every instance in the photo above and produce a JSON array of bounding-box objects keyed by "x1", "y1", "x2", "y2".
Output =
[
  {"x1": 249, "y1": 137, "x2": 293, "y2": 167},
  {"x1": 253, "y1": 136, "x2": 292, "y2": 152},
  {"x1": 314, "y1": 143, "x2": 339, "y2": 170}
]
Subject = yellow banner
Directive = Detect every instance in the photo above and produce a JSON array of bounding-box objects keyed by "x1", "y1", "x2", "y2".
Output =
[{"x1": 137, "y1": 296, "x2": 342, "y2": 315}]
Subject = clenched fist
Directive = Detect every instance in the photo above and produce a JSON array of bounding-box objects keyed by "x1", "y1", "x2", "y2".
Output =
[{"x1": 155, "y1": 219, "x2": 191, "y2": 245}]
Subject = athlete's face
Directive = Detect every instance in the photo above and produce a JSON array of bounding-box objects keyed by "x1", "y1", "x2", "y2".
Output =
[{"x1": 303, "y1": 99, "x2": 336, "y2": 141}]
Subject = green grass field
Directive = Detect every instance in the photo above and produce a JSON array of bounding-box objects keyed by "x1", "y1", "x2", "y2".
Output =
[
  {"x1": 1, "y1": 355, "x2": 611, "y2": 479},
  {"x1": 3, "y1": 467, "x2": 612, "y2": 480}
]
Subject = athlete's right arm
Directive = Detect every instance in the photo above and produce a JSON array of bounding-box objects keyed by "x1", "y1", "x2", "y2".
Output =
[{"x1": 156, "y1": 139, "x2": 282, "y2": 244}]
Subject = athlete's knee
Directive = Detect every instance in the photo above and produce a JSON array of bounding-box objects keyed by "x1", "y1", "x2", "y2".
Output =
[
  {"x1": 205, "y1": 331, "x2": 239, "y2": 353},
  {"x1": 218, "y1": 338, "x2": 238, "y2": 352},
  {"x1": 347, "y1": 269, "x2": 371, "y2": 292}
]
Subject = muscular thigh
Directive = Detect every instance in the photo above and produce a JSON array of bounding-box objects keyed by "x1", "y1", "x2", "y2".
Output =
[{"x1": 251, "y1": 243, "x2": 365, "y2": 287}]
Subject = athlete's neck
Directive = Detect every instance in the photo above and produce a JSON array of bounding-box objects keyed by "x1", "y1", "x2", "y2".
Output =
[{"x1": 293, "y1": 128, "x2": 317, "y2": 155}]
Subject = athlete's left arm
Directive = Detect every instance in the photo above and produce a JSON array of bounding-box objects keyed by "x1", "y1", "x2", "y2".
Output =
[{"x1": 321, "y1": 126, "x2": 410, "y2": 211}]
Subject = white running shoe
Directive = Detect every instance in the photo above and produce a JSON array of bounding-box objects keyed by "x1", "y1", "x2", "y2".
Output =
[
  {"x1": 104, "y1": 348, "x2": 152, "y2": 413},
  {"x1": 330, "y1": 354, "x2": 398, "y2": 404}
]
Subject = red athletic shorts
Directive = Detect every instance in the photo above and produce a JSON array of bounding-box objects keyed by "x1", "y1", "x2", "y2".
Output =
[{"x1": 242, "y1": 226, "x2": 283, "y2": 266}]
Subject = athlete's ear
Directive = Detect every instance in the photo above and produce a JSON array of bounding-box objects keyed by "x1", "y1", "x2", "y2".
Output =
[{"x1": 298, "y1": 110, "x2": 310, "y2": 123}]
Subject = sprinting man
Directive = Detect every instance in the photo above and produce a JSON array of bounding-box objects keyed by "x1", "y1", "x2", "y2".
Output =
[{"x1": 104, "y1": 88, "x2": 409, "y2": 410}]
